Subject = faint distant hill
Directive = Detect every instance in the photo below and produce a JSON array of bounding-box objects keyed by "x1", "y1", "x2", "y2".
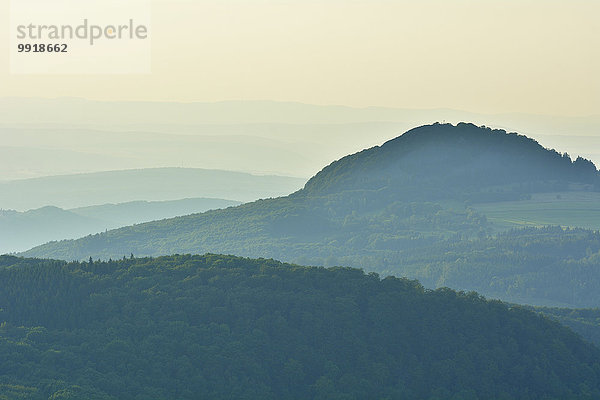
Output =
[
  {"x1": 22, "y1": 123, "x2": 600, "y2": 307},
  {"x1": 0, "y1": 198, "x2": 240, "y2": 254},
  {"x1": 0, "y1": 97, "x2": 487, "y2": 125},
  {"x1": 2, "y1": 98, "x2": 600, "y2": 179},
  {"x1": 1, "y1": 207, "x2": 102, "y2": 254},
  {"x1": 0, "y1": 168, "x2": 304, "y2": 211},
  {"x1": 0, "y1": 98, "x2": 471, "y2": 180},
  {"x1": 70, "y1": 198, "x2": 241, "y2": 227},
  {"x1": 2, "y1": 97, "x2": 600, "y2": 129}
]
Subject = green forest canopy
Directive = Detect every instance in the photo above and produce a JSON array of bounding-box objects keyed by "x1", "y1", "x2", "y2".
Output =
[{"x1": 1, "y1": 254, "x2": 600, "y2": 400}]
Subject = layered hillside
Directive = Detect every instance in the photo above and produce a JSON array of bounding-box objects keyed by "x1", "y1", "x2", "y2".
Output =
[
  {"x1": 0, "y1": 198, "x2": 241, "y2": 254},
  {"x1": 0, "y1": 167, "x2": 304, "y2": 210},
  {"x1": 23, "y1": 123, "x2": 600, "y2": 307},
  {"x1": 1, "y1": 254, "x2": 599, "y2": 399}
]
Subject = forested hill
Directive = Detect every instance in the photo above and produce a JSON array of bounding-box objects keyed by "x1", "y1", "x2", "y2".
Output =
[
  {"x1": 1, "y1": 254, "x2": 600, "y2": 399},
  {"x1": 304, "y1": 122, "x2": 599, "y2": 200}
]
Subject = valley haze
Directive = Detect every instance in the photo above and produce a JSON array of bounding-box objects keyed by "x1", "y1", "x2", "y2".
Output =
[{"x1": 1, "y1": 98, "x2": 600, "y2": 180}]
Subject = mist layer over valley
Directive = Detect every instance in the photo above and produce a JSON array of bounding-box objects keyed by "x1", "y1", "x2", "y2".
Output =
[{"x1": 2, "y1": 98, "x2": 599, "y2": 180}]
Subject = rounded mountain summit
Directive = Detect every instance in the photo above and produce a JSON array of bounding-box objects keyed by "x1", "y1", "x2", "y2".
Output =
[{"x1": 303, "y1": 122, "x2": 599, "y2": 202}]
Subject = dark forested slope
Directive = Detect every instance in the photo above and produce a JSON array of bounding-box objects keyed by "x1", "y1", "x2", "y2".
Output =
[
  {"x1": 1, "y1": 254, "x2": 600, "y2": 399},
  {"x1": 520, "y1": 305, "x2": 600, "y2": 348}
]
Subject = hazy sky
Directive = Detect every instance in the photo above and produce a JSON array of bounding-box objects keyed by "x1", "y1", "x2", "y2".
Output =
[{"x1": 0, "y1": 0, "x2": 598, "y2": 116}]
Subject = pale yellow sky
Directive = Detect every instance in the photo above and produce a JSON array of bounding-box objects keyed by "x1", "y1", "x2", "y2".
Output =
[{"x1": 0, "y1": 0, "x2": 598, "y2": 116}]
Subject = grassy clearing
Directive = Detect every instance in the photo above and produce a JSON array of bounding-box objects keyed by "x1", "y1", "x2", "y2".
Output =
[{"x1": 472, "y1": 192, "x2": 600, "y2": 231}]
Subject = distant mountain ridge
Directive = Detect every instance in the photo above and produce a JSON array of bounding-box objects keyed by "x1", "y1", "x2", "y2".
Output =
[
  {"x1": 3, "y1": 98, "x2": 600, "y2": 179},
  {"x1": 0, "y1": 167, "x2": 304, "y2": 211},
  {"x1": 1, "y1": 198, "x2": 240, "y2": 254},
  {"x1": 70, "y1": 198, "x2": 242, "y2": 226}
]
